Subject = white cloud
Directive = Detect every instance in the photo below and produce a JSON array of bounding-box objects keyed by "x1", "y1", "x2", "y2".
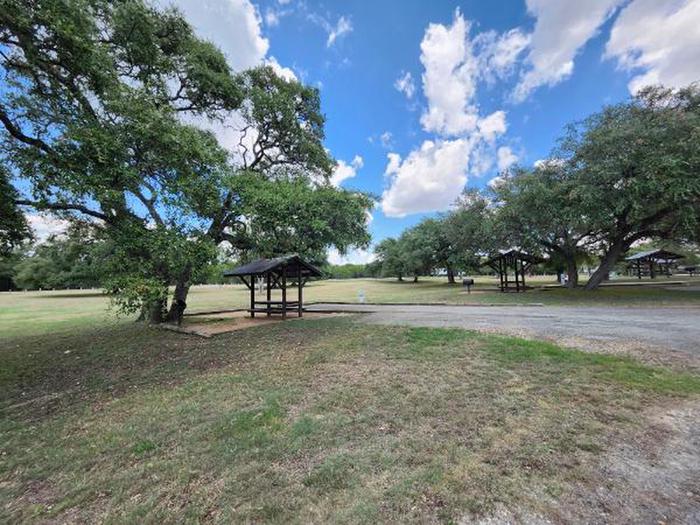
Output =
[
  {"x1": 381, "y1": 139, "x2": 473, "y2": 217},
  {"x1": 170, "y1": 0, "x2": 302, "y2": 159},
  {"x1": 327, "y1": 246, "x2": 376, "y2": 266},
  {"x1": 379, "y1": 131, "x2": 393, "y2": 149},
  {"x1": 25, "y1": 213, "x2": 69, "y2": 243},
  {"x1": 513, "y1": 0, "x2": 621, "y2": 102},
  {"x1": 605, "y1": 0, "x2": 700, "y2": 94},
  {"x1": 394, "y1": 71, "x2": 416, "y2": 98},
  {"x1": 265, "y1": 56, "x2": 297, "y2": 81},
  {"x1": 476, "y1": 28, "x2": 531, "y2": 82},
  {"x1": 330, "y1": 155, "x2": 364, "y2": 187},
  {"x1": 169, "y1": 0, "x2": 269, "y2": 71},
  {"x1": 419, "y1": 10, "x2": 480, "y2": 136},
  {"x1": 327, "y1": 15, "x2": 353, "y2": 47},
  {"x1": 497, "y1": 146, "x2": 518, "y2": 171},
  {"x1": 264, "y1": 0, "x2": 294, "y2": 28},
  {"x1": 487, "y1": 174, "x2": 508, "y2": 189},
  {"x1": 264, "y1": 8, "x2": 281, "y2": 27},
  {"x1": 381, "y1": 10, "x2": 516, "y2": 217},
  {"x1": 477, "y1": 110, "x2": 507, "y2": 143},
  {"x1": 534, "y1": 157, "x2": 565, "y2": 169}
]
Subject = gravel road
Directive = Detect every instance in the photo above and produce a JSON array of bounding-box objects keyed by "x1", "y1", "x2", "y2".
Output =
[{"x1": 307, "y1": 303, "x2": 700, "y2": 361}]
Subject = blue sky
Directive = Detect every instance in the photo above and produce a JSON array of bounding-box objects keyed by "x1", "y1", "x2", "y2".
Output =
[
  {"x1": 203, "y1": 0, "x2": 692, "y2": 265},
  {"x1": 22, "y1": 0, "x2": 700, "y2": 256}
]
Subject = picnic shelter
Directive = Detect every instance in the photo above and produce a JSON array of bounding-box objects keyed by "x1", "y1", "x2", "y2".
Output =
[
  {"x1": 483, "y1": 249, "x2": 544, "y2": 292},
  {"x1": 224, "y1": 255, "x2": 322, "y2": 318}
]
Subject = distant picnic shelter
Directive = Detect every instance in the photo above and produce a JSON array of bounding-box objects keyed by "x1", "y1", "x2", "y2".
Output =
[
  {"x1": 224, "y1": 255, "x2": 322, "y2": 318},
  {"x1": 625, "y1": 249, "x2": 683, "y2": 279},
  {"x1": 483, "y1": 249, "x2": 543, "y2": 292}
]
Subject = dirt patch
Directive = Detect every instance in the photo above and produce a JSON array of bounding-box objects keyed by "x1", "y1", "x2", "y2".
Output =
[
  {"x1": 554, "y1": 399, "x2": 700, "y2": 524},
  {"x1": 172, "y1": 310, "x2": 345, "y2": 337}
]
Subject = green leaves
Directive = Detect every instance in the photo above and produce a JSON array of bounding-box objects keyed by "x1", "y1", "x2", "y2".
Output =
[
  {"x1": 229, "y1": 173, "x2": 372, "y2": 263},
  {"x1": 1, "y1": 1, "x2": 373, "y2": 320},
  {"x1": 0, "y1": 168, "x2": 31, "y2": 255}
]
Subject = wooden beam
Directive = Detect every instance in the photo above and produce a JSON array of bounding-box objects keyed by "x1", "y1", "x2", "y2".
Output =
[
  {"x1": 250, "y1": 275, "x2": 255, "y2": 318},
  {"x1": 266, "y1": 272, "x2": 271, "y2": 317},
  {"x1": 281, "y1": 268, "x2": 287, "y2": 319},
  {"x1": 298, "y1": 265, "x2": 303, "y2": 317}
]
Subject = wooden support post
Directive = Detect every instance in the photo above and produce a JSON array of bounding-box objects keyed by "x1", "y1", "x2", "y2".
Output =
[
  {"x1": 266, "y1": 272, "x2": 271, "y2": 317},
  {"x1": 499, "y1": 259, "x2": 504, "y2": 292},
  {"x1": 649, "y1": 258, "x2": 656, "y2": 279},
  {"x1": 297, "y1": 266, "x2": 303, "y2": 317},
  {"x1": 281, "y1": 270, "x2": 287, "y2": 319},
  {"x1": 250, "y1": 275, "x2": 255, "y2": 318},
  {"x1": 637, "y1": 260, "x2": 642, "y2": 280}
]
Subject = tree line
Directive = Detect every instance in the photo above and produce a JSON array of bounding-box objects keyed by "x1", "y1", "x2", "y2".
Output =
[{"x1": 373, "y1": 86, "x2": 700, "y2": 289}]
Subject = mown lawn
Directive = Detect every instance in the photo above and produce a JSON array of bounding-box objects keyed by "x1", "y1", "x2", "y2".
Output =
[
  {"x1": 2, "y1": 276, "x2": 699, "y2": 338},
  {"x1": 1, "y1": 315, "x2": 698, "y2": 523}
]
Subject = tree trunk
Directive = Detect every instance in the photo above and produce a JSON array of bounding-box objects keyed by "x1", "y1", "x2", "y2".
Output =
[
  {"x1": 166, "y1": 269, "x2": 192, "y2": 325},
  {"x1": 565, "y1": 257, "x2": 579, "y2": 289},
  {"x1": 413, "y1": 275, "x2": 418, "y2": 283},
  {"x1": 585, "y1": 238, "x2": 628, "y2": 290},
  {"x1": 446, "y1": 267, "x2": 455, "y2": 284},
  {"x1": 146, "y1": 296, "x2": 167, "y2": 324},
  {"x1": 397, "y1": 273, "x2": 403, "y2": 282}
]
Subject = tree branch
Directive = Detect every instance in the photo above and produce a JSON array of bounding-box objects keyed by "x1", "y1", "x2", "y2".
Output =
[
  {"x1": 131, "y1": 189, "x2": 165, "y2": 227},
  {"x1": 15, "y1": 199, "x2": 111, "y2": 223},
  {"x1": 0, "y1": 104, "x2": 54, "y2": 155}
]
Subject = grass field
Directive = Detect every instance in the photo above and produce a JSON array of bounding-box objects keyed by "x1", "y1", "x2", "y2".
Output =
[
  {"x1": 1, "y1": 280, "x2": 699, "y2": 522},
  {"x1": 2, "y1": 316, "x2": 699, "y2": 523},
  {"x1": 2, "y1": 275, "x2": 700, "y2": 339}
]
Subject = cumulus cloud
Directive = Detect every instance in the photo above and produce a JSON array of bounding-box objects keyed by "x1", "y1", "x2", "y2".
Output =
[
  {"x1": 605, "y1": 0, "x2": 700, "y2": 94},
  {"x1": 169, "y1": 0, "x2": 269, "y2": 71},
  {"x1": 327, "y1": 246, "x2": 376, "y2": 266},
  {"x1": 419, "y1": 11, "x2": 480, "y2": 136},
  {"x1": 25, "y1": 213, "x2": 69, "y2": 243},
  {"x1": 381, "y1": 139, "x2": 473, "y2": 217},
  {"x1": 497, "y1": 146, "x2": 518, "y2": 171},
  {"x1": 381, "y1": 10, "x2": 513, "y2": 217},
  {"x1": 477, "y1": 110, "x2": 507, "y2": 143},
  {"x1": 513, "y1": 0, "x2": 621, "y2": 102},
  {"x1": 265, "y1": 56, "x2": 297, "y2": 81},
  {"x1": 169, "y1": 0, "x2": 303, "y2": 159},
  {"x1": 476, "y1": 28, "x2": 531, "y2": 82},
  {"x1": 330, "y1": 155, "x2": 364, "y2": 187},
  {"x1": 394, "y1": 71, "x2": 416, "y2": 99}
]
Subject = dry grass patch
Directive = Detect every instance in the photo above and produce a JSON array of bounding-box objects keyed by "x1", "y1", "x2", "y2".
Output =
[{"x1": 1, "y1": 318, "x2": 699, "y2": 523}]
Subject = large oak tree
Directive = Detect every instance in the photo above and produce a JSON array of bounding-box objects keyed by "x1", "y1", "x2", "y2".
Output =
[
  {"x1": 0, "y1": 0, "x2": 372, "y2": 322},
  {"x1": 564, "y1": 86, "x2": 700, "y2": 289}
]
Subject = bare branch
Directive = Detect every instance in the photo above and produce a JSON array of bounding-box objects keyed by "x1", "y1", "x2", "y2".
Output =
[
  {"x1": 131, "y1": 189, "x2": 165, "y2": 227},
  {"x1": 0, "y1": 104, "x2": 55, "y2": 154},
  {"x1": 15, "y1": 199, "x2": 111, "y2": 223}
]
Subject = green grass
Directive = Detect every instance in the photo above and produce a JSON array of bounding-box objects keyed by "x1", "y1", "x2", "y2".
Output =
[
  {"x1": 1, "y1": 315, "x2": 698, "y2": 523},
  {"x1": 2, "y1": 275, "x2": 699, "y2": 339}
]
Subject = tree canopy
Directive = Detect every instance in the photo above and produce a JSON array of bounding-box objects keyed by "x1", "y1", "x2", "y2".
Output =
[
  {"x1": 0, "y1": 167, "x2": 31, "y2": 255},
  {"x1": 1, "y1": 0, "x2": 372, "y2": 322}
]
